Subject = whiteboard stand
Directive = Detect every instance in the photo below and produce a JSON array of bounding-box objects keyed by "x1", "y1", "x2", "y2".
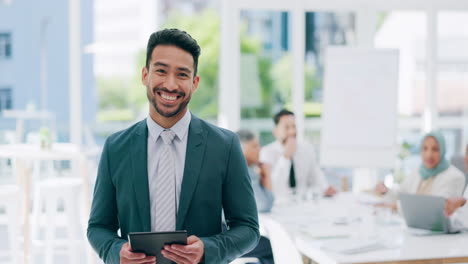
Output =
[
  {"x1": 352, "y1": 168, "x2": 379, "y2": 193},
  {"x1": 320, "y1": 47, "x2": 399, "y2": 190}
]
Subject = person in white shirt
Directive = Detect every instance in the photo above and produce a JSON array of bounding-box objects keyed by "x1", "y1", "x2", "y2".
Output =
[
  {"x1": 444, "y1": 143, "x2": 468, "y2": 231},
  {"x1": 375, "y1": 132, "x2": 465, "y2": 210},
  {"x1": 260, "y1": 109, "x2": 337, "y2": 202}
]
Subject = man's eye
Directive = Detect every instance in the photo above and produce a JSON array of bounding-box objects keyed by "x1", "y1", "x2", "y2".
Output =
[{"x1": 156, "y1": 69, "x2": 165, "y2": 73}]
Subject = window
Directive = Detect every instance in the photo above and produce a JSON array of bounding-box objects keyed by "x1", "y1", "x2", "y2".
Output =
[
  {"x1": 0, "y1": 88, "x2": 12, "y2": 111},
  {"x1": 0, "y1": 33, "x2": 12, "y2": 59}
]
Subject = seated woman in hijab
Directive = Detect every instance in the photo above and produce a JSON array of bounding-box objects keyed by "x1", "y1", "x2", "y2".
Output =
[{"x1": 375, "y1": 131, "x2": 465, "y2": 210}]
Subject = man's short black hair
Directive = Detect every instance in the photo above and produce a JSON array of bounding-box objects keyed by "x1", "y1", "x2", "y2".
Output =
[
  {"x1": 236, "y1": 129, "x2": 256, "y2": 144},
  {"x1": 273, "y1": 109, "x2": 294, "y2": 125},
  {"x1": 145, "y1": 28, "x2": 201, "y2": 76}
]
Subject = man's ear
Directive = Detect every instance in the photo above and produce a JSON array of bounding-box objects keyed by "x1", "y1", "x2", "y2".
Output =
[
  {"x1": 141, "y1": 66, "x2": 148, "y2": 86},
  {"x1": 191, "y1": 75, "x2": 200, "y2": 93},
  {"x1": 272, "y1": 126, "x2": 279, "y2": 140}
]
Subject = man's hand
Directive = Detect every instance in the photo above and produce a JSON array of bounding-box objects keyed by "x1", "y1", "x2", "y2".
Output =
[
  {"x1": 258, "y1": 163, "x2": 272, "y2": 190},
  {"x1": 444, "y1": 197, "x2": 467, "y2": 217},
  {"x1": 323, "y1": 186, "x2": 337, "y2": 197},
  {"x1": 283, "y1": 137, "x2": 296, "y2": 160},
  {"x1": 120, "y1": 242, "x2": 156, "y2": 264},
  {"x1": 162, "y1": 235, "x2": 204, "y2": 264},
  {"x1": 375, "y1": 202, "x2": 397, "y2": 212},
  {"x1": 374, "y1": 182, "x2": 388, "y2": 195}
]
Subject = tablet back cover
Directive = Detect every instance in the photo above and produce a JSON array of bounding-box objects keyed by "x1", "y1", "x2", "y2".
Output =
[{"x1": 128, "y1": 231, "x2": 187, "y2": 264}]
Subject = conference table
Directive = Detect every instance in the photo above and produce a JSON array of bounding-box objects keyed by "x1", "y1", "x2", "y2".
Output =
[
  {"x1": 0, "y1": 143, "x2": 94, "y2": 264},
  {"x1": 268, "y1": 192, "x2": 468, "y2": 264}
]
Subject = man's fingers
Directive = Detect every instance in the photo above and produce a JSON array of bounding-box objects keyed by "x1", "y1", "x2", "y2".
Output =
[
  {"x1": 166, "y1": 244, "x2": 198, "y2": 254},
  {"x1": 187, "y1": 235, "x2": 199, "y2": 244},
  {"x1": 123, "y1": 251, "x2": 147, "y2": 260},
  {"x1": 162, "y1": 249, "x2": 191, "y2": 264},
  {"x1": 168, "y1": 235, "x2": 201, "y2": 253},
  {"x1": 121, "y1": 242, "x2": 153, "y2": 262},
  {"x1": 141, "y1": 261, "x2": 157, "y2": 264},
  {"x1": 122, "y1": 256, "x2": 156, "y2": 264}
]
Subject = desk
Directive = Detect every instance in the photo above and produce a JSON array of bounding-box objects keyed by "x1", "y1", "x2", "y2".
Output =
[
  {"x1": 2, "y1": 110, "x2": 55, "y2": 143},
  {"x1": 269, "y1": 192, "x2": 468, "y2": 264},
  {"x1": 0, "y1": 143, "x2": 92, "y2": 264}
]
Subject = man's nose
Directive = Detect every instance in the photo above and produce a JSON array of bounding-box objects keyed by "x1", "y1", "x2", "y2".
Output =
[{"x1": 163, "y1": 74, "x2": 177, "y2": 91}]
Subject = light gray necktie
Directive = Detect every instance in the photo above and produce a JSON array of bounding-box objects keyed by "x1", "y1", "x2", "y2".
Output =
[{"x1": 154, "y1": 129, "x2": 177, "y2": 231}]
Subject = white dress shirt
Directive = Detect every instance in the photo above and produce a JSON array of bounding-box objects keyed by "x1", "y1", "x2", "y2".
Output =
[
  {"x1": 147, "y1": 110, "x2": 191, "y2": 225},
  {"x1": 259, "y1": 140, "x2": 328, "y2": 201}
]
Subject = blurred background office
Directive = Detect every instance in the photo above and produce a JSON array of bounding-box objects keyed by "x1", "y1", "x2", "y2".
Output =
[{"x1": 1, "y1": 0, "x2": 468, "y2": 263}]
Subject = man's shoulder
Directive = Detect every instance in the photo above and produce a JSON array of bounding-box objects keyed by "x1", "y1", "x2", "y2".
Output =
[
  {"x1": 191, "y1": 116, "x2": 237, "y2": 143},
  {"x1": 262, "y1": 141, "x2": 278, "y2": 151},
  {"x1": 297, "y1": 140, "x2": 315, "y2": 152},
  {"x1": 105, "y1": 119, "x2": 146, "y2": 147}
]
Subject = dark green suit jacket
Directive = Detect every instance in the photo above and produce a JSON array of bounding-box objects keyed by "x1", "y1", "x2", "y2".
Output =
[{"x1": 87, "y1": 115, "x2": 260, "y2": 264}]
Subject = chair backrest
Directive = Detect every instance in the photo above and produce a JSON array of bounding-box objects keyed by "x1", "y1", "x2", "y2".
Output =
[
  {"x1": 259, "y1": 214, "x2": 303, "y2": 264},
  {"x1": 451, "y1": 155, "x2": 468, "y2": 190}
]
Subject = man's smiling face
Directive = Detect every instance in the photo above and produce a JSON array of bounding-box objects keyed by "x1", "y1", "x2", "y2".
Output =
[{"x1": 142, "y1": 44, "x2": 199, "y2": 120}]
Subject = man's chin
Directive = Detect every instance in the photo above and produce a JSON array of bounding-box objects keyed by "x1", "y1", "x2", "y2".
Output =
[
  {"x1": 157, "y1": 108, "x2": 180, "y2": 118},
  {"x1": 154, "y1": 102, "x2": 187, "y2": 118}
]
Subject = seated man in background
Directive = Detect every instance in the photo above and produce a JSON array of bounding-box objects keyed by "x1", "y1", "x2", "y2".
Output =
[
  {"x1": 444, "y1": 143, "x2": 468, "y2": 231},
  {"x1": 237, "y1": 129, "x2": 274, "y2": 212},
  {"x1": 260, "y1": 109, "x2": 337, "y2": 202},
  {"x1": 237, "y1": 129, "x2": 275, "y2": 264}
]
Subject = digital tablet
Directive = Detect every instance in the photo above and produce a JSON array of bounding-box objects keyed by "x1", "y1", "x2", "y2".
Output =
[
  {"x1": 128, "y1": 230, "x2": 187, "y2": 264},
  {"x1": 400, "y1": 193, "x2": 455, "y2": 233}
]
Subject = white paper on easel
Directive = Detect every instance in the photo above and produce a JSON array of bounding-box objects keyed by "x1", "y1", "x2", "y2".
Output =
[{"x1": 320, "y1": 47, "x2": 399, "y2": 168}]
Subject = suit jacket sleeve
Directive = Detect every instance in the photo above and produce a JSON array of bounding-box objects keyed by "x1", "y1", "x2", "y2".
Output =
[
  {"x1": 87, "y1": 139, "x2": 126, "y2": 264},
  {"x1": 200, "y1": 135, "x2": 260, "y2": 263}
]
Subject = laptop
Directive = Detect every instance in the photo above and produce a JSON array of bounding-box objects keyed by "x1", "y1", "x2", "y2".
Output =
[{"x1": 399, "y1": 193, "x2": 456, "y2": 233}]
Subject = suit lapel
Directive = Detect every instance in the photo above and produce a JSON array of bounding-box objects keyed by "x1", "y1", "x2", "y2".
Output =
[
  {"x1": 177, "y1": 116, "x2": 207, "y2": 229},
  {"x1": 131, "y1": 120, "x2": 151, "y2": 231}
]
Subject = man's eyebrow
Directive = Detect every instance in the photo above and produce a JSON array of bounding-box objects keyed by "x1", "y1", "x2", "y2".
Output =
[
  {"x1": 178, "y1": 67, "x2": 192, "y2": 73},
  {"x1": 152, "y1": 62, "x2": 192, "y2": 74},
  {"x1": 153, "y1": 61, "x2": 169, "y2": 67}
]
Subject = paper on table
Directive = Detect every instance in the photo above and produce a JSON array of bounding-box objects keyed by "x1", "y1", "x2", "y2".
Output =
[
  {"x1": 304, "y1": 226, "x2": 353, "y2": 240},
  {"x1": 356, "y1": 192, "x2": 385, "y2": 205},
  {"x1": 321, "y1": 238, "x2": 397, "y2": 254}
]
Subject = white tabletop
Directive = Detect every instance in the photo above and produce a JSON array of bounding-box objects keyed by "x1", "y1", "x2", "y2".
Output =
[
  {"x1": 0, "y1": 143, "x2": 85, "y2": 160},
  {"x1": 269, "y1": 192, "x2": 468, "y2": 264},
  {"x1": 2, "y1": 110, "x2": 54, "y2": 120}
]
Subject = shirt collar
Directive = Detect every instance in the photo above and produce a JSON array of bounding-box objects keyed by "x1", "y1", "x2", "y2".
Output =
[
  {"x1": 273, "y1": 140, "x2": 284, "y2": 151},
  {"x1": 146, "y1": 110, "x2": 192, "y2": 142}
]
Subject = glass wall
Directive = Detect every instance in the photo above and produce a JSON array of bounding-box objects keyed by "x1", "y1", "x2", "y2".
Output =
[
  {"x1": 437, "y1": 11, "x2": 468, "y2": 158},
  {"x1": 374, "y1": 11, "x2": 428, "y2": 176},
  {"x1": 239, "y1": 10, "x2": 356, "y2": 148}
]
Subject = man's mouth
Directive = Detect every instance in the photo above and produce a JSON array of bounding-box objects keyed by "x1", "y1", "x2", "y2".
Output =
[
  {"x1": 160, "y1": 92, "x2": 180, "y2": 101},
  {"x1": 154, "y1": 88, "x2": 184, "y2": 104}
]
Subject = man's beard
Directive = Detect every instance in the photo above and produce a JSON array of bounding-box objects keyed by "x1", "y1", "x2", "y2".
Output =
[{"x1": 147, "y1": 87, "x2": 192, "y2": 118}]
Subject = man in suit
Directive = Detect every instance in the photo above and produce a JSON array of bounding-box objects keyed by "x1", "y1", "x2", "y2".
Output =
[{"x1": 87, "y1": 28, "x2": 259, "y2": 264}]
